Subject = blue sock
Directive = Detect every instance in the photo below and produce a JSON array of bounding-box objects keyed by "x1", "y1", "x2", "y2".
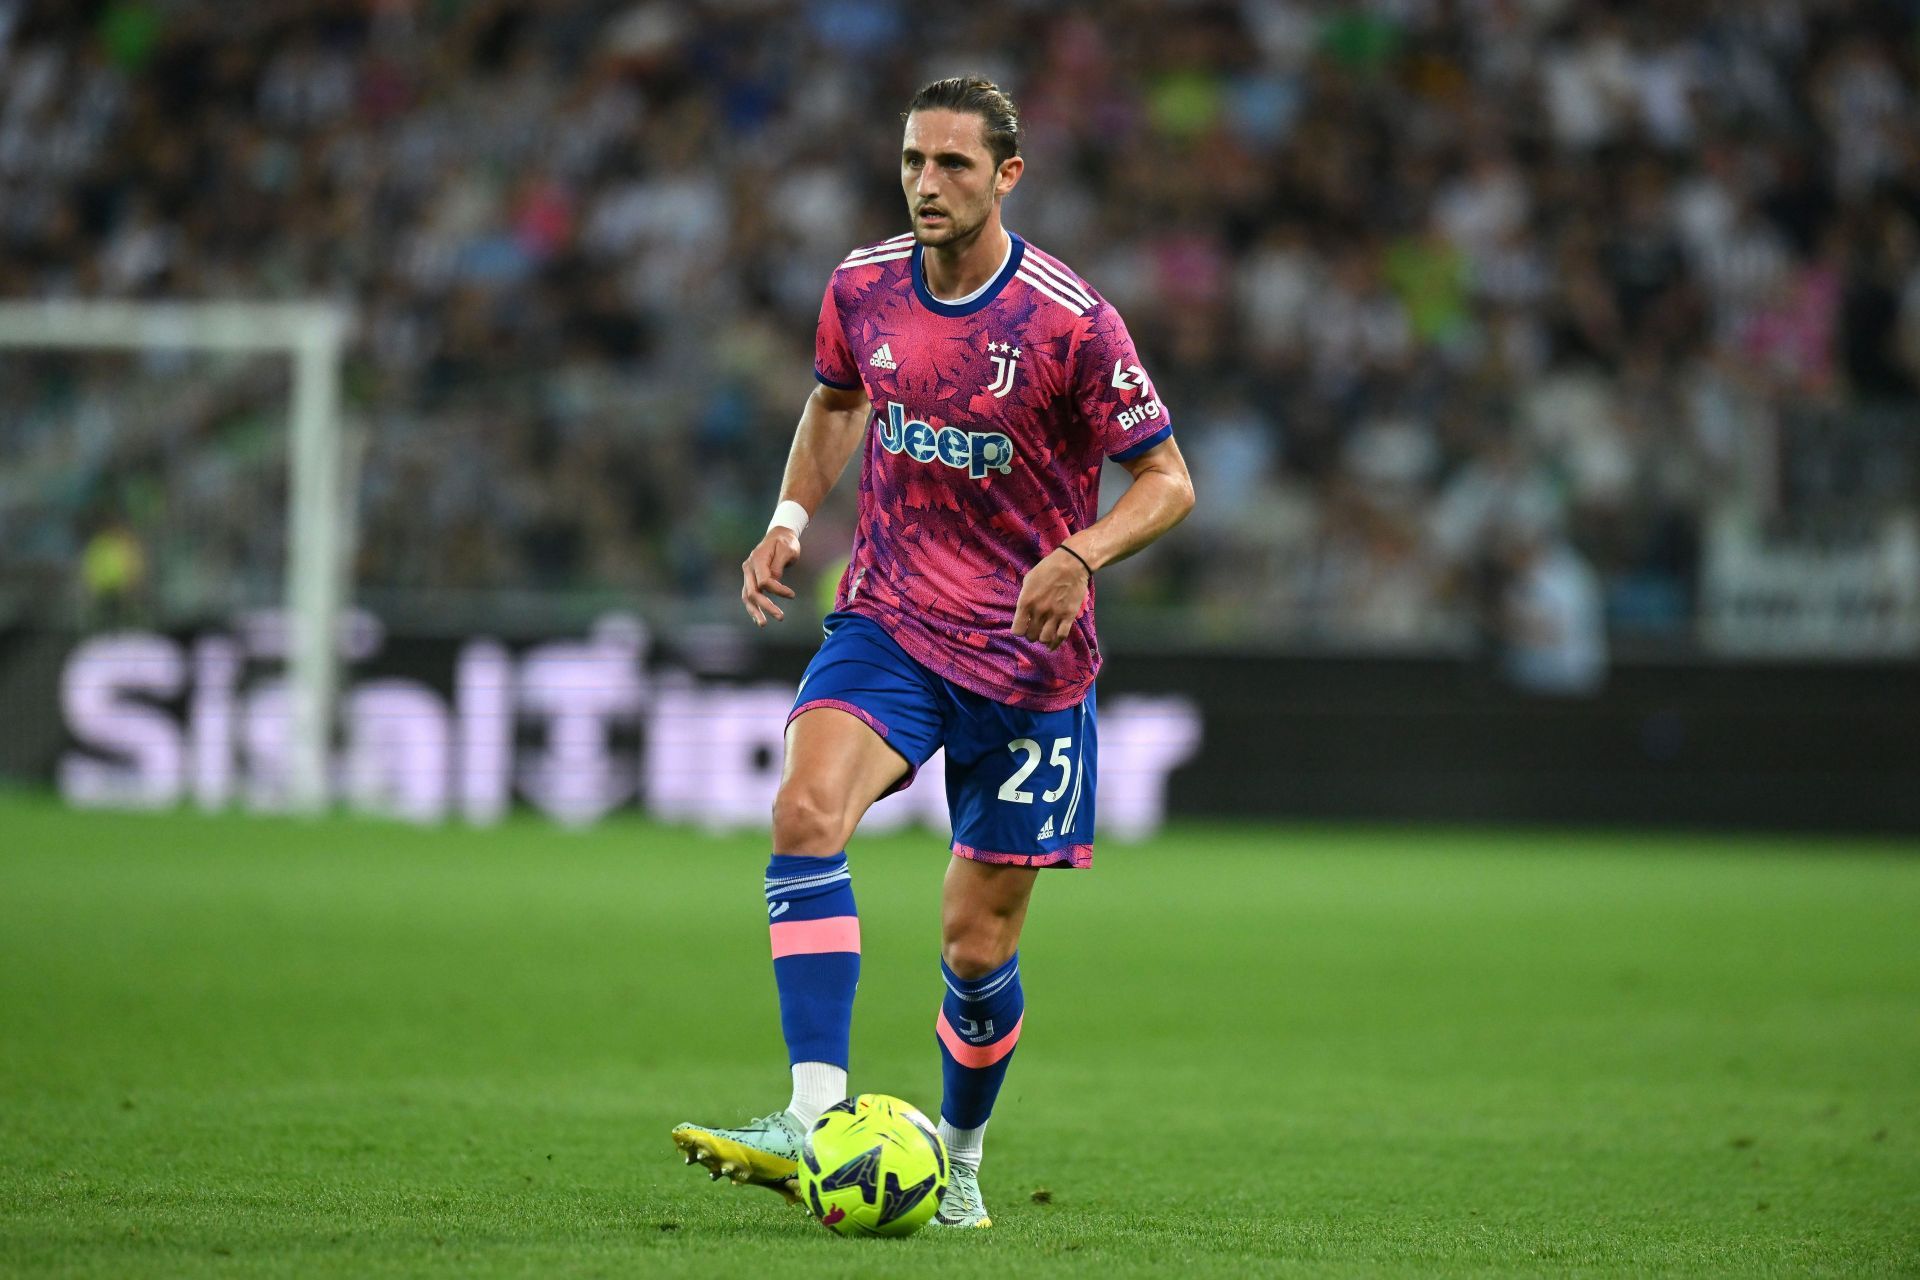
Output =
[
  {"x1": 935, "y1": 953, "x2": 1025, "y2": 1131},
  {"x1": 765, "y1": 853, "x2": 859, "y2": 1068}
]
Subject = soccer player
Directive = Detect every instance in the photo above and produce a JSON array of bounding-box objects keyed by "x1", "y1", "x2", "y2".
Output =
[{"x1": 671, "y1": 76, "x2": 1194, "y2": 1229}]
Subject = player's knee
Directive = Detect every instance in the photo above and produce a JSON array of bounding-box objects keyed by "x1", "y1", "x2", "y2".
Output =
[
  {"x1": 940, "y1": 934, "x2": 1012, "y2": 981},
  {"x1": 770, "y1": 782, "x2": 850, "y2": 854}
]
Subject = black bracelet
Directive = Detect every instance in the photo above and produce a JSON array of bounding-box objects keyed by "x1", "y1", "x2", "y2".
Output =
[{"x1": 1057, "y1": 543, "x2": 1094, "y2": 581}]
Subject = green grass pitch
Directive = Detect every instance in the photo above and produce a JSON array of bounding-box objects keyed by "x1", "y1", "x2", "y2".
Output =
[{"x1": 2, "y1": 791, "x2": 1916, "y2": 1277}]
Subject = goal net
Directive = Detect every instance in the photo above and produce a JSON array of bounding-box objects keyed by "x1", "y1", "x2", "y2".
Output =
[{"x1": 0, "y1": 301, "x2": 350, "y2": 811}]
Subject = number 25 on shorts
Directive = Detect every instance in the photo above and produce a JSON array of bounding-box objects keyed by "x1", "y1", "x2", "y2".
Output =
[{"x1": 998, "y1": 736, "x2": 1072, "y2": 804}]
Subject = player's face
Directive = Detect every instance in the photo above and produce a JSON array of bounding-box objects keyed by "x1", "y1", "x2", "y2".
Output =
[{"x1": 901, "y1": 109, "x2": 1020, "y2": 249}]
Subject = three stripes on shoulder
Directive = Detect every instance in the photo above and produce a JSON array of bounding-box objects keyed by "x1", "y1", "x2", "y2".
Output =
[
  {"x1": 1012, "y1": 254, "x2": 1093, "y2": 316},
  {"x1": 839, "y1": 234, "x2": 915, "y2": 272}
]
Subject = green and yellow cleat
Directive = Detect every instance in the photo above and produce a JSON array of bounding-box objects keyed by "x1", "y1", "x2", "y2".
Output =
[
  {"x1": 670, "y1": 1110, "x2": 805, "y2": 1204},
  {"x1": 929, "y1": 1160, "x2": 991, "y2": 1229}
]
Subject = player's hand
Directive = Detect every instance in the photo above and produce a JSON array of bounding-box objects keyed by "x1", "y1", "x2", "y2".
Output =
[
  {"x1": 1011, "y1": 548, "x2": 1092, "y2": 651},
  {"x1": 741, "y1": 528, "x2": 801, "y2": 626}
]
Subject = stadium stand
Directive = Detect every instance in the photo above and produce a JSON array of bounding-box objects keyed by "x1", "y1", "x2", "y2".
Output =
[{"x1": 2, "y1": 0, "x2": 1917, "y2": 655}]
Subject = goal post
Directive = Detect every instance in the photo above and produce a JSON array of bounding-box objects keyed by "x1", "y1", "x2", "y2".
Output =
[{"x1": 0, "y1": 300, "x2": 353, "y2": 812}]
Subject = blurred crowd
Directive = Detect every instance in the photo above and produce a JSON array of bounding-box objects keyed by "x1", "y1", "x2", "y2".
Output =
[{"x1": 3, "y1": 0, "x2": 1919, "y2": 663}]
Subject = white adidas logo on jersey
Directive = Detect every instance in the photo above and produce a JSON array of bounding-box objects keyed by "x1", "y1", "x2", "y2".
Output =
[{"x1": 869, "y1": 343, "x2": 897, "y2": 370}]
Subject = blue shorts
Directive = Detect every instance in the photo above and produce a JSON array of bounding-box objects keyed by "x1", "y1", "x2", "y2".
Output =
[{"x1": 788, "y1": 613, "x2": 1097, "y2": 869}]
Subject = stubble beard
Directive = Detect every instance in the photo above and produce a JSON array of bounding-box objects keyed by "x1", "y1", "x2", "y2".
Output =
[{"x1": 913, "y1": 203, "x2": 988, "y2": 252}]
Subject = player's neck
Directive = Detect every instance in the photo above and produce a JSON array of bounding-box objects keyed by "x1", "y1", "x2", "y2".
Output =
[{"x1": 920, "y1": 223, "x2": 1012, "y2": 302}]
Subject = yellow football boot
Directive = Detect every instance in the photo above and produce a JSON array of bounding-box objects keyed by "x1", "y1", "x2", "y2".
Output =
[{"x1": 670, "y1": 1111, "x2": 804, "y2": 1204}]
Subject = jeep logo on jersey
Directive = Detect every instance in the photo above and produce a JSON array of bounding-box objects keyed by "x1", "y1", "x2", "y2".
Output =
[{"x1": 878, "y1": 402, "x2": 1014, "y2": 479}]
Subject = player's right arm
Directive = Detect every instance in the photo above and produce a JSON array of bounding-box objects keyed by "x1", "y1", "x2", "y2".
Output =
[{"x1": 740, "y1": 381, "x2": 870, "y2": 626}]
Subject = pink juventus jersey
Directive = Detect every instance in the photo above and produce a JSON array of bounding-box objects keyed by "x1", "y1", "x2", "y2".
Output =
[{"x1": 813, "y1": 230, "x2": 1173, "y2": 711}]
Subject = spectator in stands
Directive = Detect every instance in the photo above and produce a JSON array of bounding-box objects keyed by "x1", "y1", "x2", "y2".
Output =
[{"x1": 1498, "y1": 513, "x2": 1608, "y2": 697}]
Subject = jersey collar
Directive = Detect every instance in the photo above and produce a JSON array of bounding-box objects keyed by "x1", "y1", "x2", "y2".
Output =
[{"x1": 911, "y1": 231, "x2": 1025, "y2": 317}]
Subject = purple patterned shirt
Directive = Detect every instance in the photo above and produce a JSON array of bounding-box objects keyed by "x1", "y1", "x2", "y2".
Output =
[{"x1": 813, "y1": 231, "x2": 1173, "y2": 710}]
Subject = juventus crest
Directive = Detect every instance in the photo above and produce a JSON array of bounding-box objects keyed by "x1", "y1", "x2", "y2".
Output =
[{"x1": 986, "y1": 339, "x2": 1022, "y2": 398}]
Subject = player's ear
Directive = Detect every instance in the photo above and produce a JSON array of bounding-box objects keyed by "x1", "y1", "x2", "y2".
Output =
[{"x1": 995, "y1": 155, "x2": 1024, "y2": 199}]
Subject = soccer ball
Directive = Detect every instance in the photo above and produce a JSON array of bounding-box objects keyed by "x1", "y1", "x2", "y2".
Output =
[{"x1": 797, "y1": 1093, "x2": 948, "y2": 1237}]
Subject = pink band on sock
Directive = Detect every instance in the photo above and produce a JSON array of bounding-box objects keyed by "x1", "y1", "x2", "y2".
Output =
[
  {"x1": 770, "y1": 915, "x2": 862, "y2": 958},
  {"x1": 936, "y1": 1010, "x2": 1024, "y2": 1067}
]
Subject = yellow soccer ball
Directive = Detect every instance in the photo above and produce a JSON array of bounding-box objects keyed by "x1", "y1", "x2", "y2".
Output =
[{"x1": 797, "y1": 1093, "x2": 949, "y2": 1237}]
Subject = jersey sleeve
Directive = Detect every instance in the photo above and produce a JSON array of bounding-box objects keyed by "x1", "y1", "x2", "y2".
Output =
[
  {"x1": 1073, "y1": 303, "x2": 1174, "y2": 460},
  {"x1": 813, "y1": 280, "x2": 860, "y2": 390}
]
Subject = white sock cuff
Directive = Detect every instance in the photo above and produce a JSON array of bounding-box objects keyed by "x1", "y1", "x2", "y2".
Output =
[
  {"x1": 938, "y1": 1118, "x2": 987, "y2": 1168},
  {"x1": 787, "y1": 1061, "x2": 848, "y2": 1128}
]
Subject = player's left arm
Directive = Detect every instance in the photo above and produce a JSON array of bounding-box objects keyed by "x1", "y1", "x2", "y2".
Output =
[{"x1": 1011, "y1": 438, "x2": 1195, "y2": 650}]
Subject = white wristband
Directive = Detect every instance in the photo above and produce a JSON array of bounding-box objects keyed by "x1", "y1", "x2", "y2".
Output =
[{"x1": 768, "y1": 500, "x2": 810, "y2": 538}]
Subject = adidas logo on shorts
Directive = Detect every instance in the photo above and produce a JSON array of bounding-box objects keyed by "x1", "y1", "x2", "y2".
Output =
[{"x1": 1037, "y1": 815, "x2": 1055, "y2": 840}]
